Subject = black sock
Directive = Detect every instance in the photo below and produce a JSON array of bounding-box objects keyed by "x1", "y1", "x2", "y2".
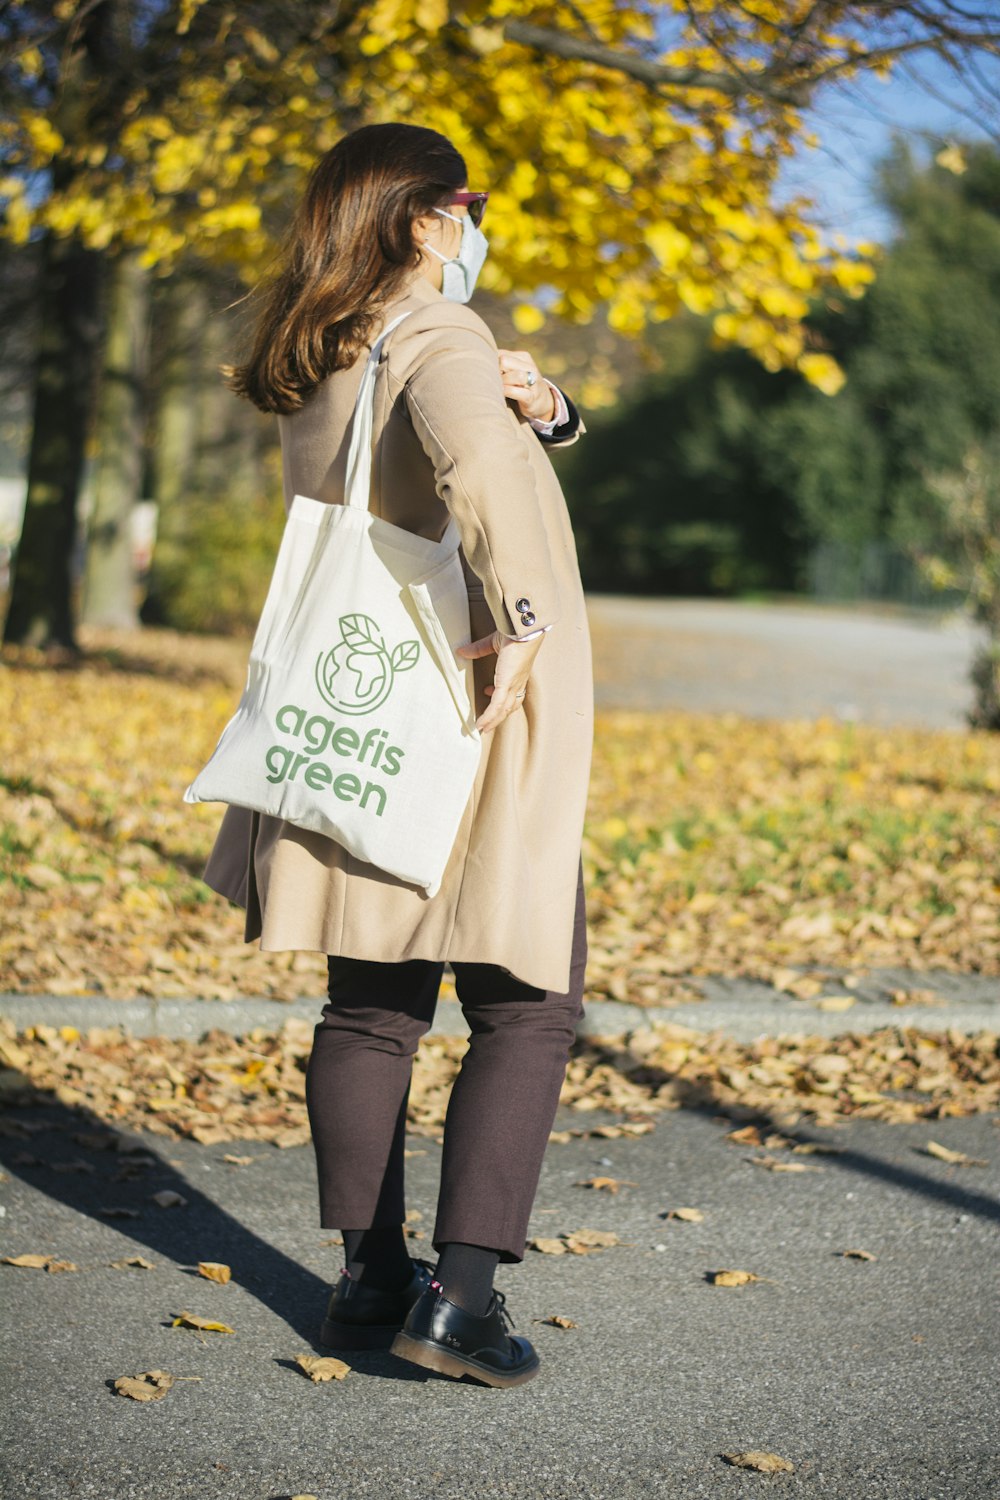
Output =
[
  {"x1": 341, "y1": 1225, "x2": 413, "y2": 1291},
  {"x1": 434, "y1": 1241, "x2": 501, "y2": 1317}
]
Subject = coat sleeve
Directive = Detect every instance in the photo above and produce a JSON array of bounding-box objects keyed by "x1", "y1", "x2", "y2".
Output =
[{"x1": 393, "y1": 318, "x2": 562, "y2": 640}]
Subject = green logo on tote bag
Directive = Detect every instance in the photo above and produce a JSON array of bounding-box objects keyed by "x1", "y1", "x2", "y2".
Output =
[{"x1": 315, "y1": 612, "x2": 420, "y2": 716}]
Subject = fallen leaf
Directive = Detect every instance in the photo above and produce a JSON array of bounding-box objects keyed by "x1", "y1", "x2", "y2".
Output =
[
  {"x1": 664, "y1": 1207, "x2": 704, "y2": 1223},
  {"x1": 110, "y1": 1256, "x2": 156, "y2": 1270},
  {"x1": 563, "y1": 1229, "x2": 623, "y2": 1254},
  {"x1": 726, "y1": 1125, "x2": 763, "y2": 1146},
  {"x1": 529, "y1": 1237, "x2": 567, "y2": 1256},
  {"x1": 573, "y1": 1176, "x2": 637, "y2": 1194},
  {"x1": 708, "y1": 1269, "x2": 768, "y2": 1287},
  {"x1": 722, "y1": 1449, "x2": 795, "y2": 1473},
  {"x1": 839, "y1": 1248, "x2": 876, "y2": 1261},
  {"x1": 150, "y1": 1190, "x2": 187, "y2": 1208},
  {"x1": 816, "y1": 995, "x2": 856, "y2": 1012},
  {"x1": 98, "y1": 1206, "x2": 140, "y2": 1219},
  {"x1": 2, "y1": 1253, "x2": 78, "y2": 1272},
  {"x1": 197, "y1": 1261, "x2": 232, "y2": 1284},
  {"x1": 171, "y1": 1311, "x2": 234, "y2": 1334},
  {"x1": 222, "y1": 1154, "x2": 254, "y2": 1166},
  {"x1": 295, "y1": 1354, "x2": 350, "y2": 1383},
  {"x1": 534, "y1": 1315, "x2": 577, "y2": 1328},
  {"x1": 114, "y1": 1370, "x2": 176, "y2": 1402},
  {"x1": 790, "y1": 1142, "x2": 844, "y2": 1155},
  {"x1": 747, "y1": 1154, "x2": 819, "y2": 1173},
  {"x1": 924, "y1": 1140, "x2": 988, "y2": 1167}
]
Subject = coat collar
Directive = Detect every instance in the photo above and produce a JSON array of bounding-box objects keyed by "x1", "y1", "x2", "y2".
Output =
[{"x1": 388, "y1": 272, "x2": 444, "y2": 308}]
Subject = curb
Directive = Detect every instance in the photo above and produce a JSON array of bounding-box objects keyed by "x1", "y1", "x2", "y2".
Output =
[{"x1": 1, "y1": 968, "x2": 997, "y2": 1044}]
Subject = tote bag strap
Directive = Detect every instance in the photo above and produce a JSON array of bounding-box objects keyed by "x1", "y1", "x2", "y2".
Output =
[{"x1": 344, "y1": 309, "x2": 415, "y2": 513}]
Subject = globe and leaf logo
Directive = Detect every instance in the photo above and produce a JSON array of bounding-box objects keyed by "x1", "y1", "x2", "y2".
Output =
[{"x1": 315, "y1": 613, "x2": 420, "y2": 715}]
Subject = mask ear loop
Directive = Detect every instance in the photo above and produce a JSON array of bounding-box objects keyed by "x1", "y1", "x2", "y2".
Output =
[{"x1": 420, "y1": 208, "x2": 463, "y2": 264}]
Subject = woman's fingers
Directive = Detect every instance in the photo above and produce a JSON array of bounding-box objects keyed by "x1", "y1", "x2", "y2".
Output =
[{"x1": 454, "y1": 631, "x2": 501, "y2": 659}]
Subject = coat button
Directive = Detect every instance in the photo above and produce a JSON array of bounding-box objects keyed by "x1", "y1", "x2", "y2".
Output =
[
  {"x1": 519, "y1": 610, "x2": 536, "y2": 626},
  {"x1": 515, "y1": 597, "x2": 531, "y2": 611}
]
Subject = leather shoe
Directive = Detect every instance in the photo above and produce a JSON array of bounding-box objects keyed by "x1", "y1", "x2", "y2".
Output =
[
  {"x1": 320, "y1": 1256, "x2": 436, "y2": 1350},
  {"x1": 390, "y1": 1277, "x2": 540, "y2": 1387}
]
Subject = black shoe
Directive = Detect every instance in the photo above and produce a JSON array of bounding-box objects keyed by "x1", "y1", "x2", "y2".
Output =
[
  {"x1": 320, "y1": 1257, "x2": 436, "y2": 1350},
  {"x1": 390, "y1": 1277, "x2": 540, "y2": 1387}
]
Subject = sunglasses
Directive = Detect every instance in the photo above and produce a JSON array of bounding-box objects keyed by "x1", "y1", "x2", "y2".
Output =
[{"x1": 447, "y1": 190, "x2": 489, "y2": 228}]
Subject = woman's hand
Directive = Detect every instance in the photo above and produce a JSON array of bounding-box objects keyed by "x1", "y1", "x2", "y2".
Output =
[
  {"x1": 454, "y1": 629, "x2": 545, "y2": 733},
  {"x1": 497, "y1": 349, "x2": 557, "y2": 423}
]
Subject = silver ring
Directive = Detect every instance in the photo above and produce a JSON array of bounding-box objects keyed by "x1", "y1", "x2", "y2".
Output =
[
  {"x1": 514, "y1": 689, "x2": 526, "y2": 699},
  {"x1": 525, "y1": 369, "x2": 537, "y2": 387}
]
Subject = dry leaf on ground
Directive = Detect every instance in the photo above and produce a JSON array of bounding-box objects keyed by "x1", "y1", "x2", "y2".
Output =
[
  {"x1": 573, "y1": 1176, "x2": 637, "y2": 1193},
  {"x1": 171, "y1": 1311, "x2": 234, "y2": 1334},
  {"x1": 747, "y1": 1154, "x2": 820, "y2": 1173},
  {"x1": 839, "y1": 1248, "x2": 877, "y2": 1261},
  {"x1": 114, "y1": 1371, "x2": 176, "y2": 1402},
  {"x1": 721, "y1": 1450, "x2": 795, "y2": 1473},
  {"x1": 529, "y1": 1237, "x2": 567, "y2": 1256},
  {"x1": 295, "y1": 1354, "x2": 350, "y2": 1383},
  {"x1": 534, "y1": 1315, "x2": 577, "y2": 1328},
  {"x1": 150, "y1": 1190, "x2": 187, "y2": 1208},
  {"x1": 708, "y1": 1269, "x2": 770, "y2": 1287},
  {"x1": 924, "y1": 1140, "x2": 988, "y2": 1166},
  {"x1": 2, "y1": 1253, "x2": 77, "y2": 1272},
  {"x1": 196, "y1": 1261, "x2": 231, "y2": 1284},
  {"x1": 664, "y1": 1207, "x2": 704, "y2": 1223},
  {"x1": 110, "y1": 1256, "x2": 155, "y2": 1270}
]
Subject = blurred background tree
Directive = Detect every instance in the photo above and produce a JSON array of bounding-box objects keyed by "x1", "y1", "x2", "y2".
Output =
[
  {"x1": 0, "y1": 0, "x2": 997, "y2": 649},
  {"x1": 559, "y1": 137, "x2": 1000, "y2": 610}
]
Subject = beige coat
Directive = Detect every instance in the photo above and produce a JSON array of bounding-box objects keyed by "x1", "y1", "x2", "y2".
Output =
[{"x1": 200, "y1": 271, "x2": 593, "y2": 992}]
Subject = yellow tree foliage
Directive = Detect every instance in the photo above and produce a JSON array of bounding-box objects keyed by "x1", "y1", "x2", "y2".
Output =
[{"x1": 2, "y1": 0, "x2": 930, "y2": 396}]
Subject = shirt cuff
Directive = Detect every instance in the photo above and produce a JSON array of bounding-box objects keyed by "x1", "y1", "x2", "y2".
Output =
[
  {"x1": 526, "y1": 381, "x2": 569, "y2": 434},
  {"x1": 499, "y1": 623, "x2": 553, "y2": 642}
]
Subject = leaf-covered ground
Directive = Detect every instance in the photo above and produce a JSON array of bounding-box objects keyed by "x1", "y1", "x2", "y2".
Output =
[
  {"x1": 1, "y1": 624, "x2": 998, "y2": 1002},
  {"x1": 2, "y1": 1016, "x2": 997, "y2": 1147}
]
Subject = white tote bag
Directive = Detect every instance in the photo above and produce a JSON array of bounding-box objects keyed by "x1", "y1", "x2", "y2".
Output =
[{"x1": 183, "y1": 309, "x2": 483, "y2": 897}]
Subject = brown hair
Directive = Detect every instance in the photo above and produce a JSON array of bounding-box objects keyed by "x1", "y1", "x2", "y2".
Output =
[{"x1": 224, "y1": 123, "x2": 467, "y2": 415}]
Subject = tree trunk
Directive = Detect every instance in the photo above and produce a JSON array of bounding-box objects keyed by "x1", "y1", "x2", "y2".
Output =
[
  {"x1": 140, "y1": 272, "x2": 209, "y2": 624},
  {"x1": 80, "y1": 249, "x2": 151, "y2": 628},
  {"x1": 2, "y1": 231, "x2": 106, "y2": 651}
]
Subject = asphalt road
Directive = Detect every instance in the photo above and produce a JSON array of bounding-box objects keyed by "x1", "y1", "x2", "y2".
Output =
[
  {"x1": 586, "y1": 595, "x2": 984, "y2": 729},
  {"x1": 2, "y1": 1095, "x2": 998, "y2": 1500}
]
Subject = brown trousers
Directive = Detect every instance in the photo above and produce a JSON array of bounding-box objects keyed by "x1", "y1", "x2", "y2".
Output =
[{"x1": 305, "y1": 857, "x2": 587, "y2": 1263}]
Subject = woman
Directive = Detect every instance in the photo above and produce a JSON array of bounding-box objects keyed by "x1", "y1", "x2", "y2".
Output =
[{"x1": 202, "y1": 122, "x2": 594, "y2": 1388}]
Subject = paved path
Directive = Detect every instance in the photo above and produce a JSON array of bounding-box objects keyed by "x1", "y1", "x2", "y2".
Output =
[
  {"x1": 586, "y1": 595, "x2": 984, "y2": 729},
  {"x1": 2, "y1": 963, "x2": 998, "y2": 1045},
  {"x1": 2, "y1": 1097, "x2": 997, "y2": 1499}
]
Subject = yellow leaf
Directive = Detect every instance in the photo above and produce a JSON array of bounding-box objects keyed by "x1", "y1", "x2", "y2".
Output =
[
  {"x1": 797, "y1": 352, "x2": 846, "y2": 396},
  {"x1": 924, "y1": 1140, "x2": 988, "y2": 1167},
  {"x1": 171, "y1": 1311, "x2": 235, "y2": 1334},
  {"x1": 114, "y1": 1370, "x2": 175, "y2": 1402},
  {"x1": 511, "y1": 303, "x2": 545, "y2": 335},
  {"x1": 708, "y1": 1269, "x2": 766, "y2": 1286},
  {"x1": 722, "y1": 1450, "x2": 795, "y2": 1473},
  {"x1": 295, "y1": 1354, "x2": 351, "y2": 1382},
  {"x1": 665, "y1": 1207, "x2": 704, "y2": 1222},
  {"x1": 197, "y1": 1261, "x2": 232, "y2": 1284}
]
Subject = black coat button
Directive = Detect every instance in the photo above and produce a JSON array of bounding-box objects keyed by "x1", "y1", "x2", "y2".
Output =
[
  {"x1": 515, "y1": 597, "x2": 531, "y2": 611},
  {"x1": 519, "y1": 611, "x2": 536, "y2": 626}
]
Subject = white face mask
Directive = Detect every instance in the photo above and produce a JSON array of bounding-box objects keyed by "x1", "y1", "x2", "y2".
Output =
[{"x1": 420, "y1": 207, "x2": 489, "y2": 303}]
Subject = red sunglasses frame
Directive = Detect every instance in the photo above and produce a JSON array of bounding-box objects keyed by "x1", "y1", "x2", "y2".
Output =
[{"x1": 447, "y1": 190, "x2": 489, "y2": 227}]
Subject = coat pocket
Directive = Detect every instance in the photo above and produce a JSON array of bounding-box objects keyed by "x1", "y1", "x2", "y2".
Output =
[{"x1": 406, "y1": 553, "x2": 479, "y2": 735}]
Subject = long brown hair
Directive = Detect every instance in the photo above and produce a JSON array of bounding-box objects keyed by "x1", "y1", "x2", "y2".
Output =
[{"x1": 224, "y1": 123, "x2": 467, "y2": 415}]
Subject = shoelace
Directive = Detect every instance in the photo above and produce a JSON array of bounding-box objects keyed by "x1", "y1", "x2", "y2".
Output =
[{"x1": 430, "y1": 1278, "x2": 516, "y2": 1334}]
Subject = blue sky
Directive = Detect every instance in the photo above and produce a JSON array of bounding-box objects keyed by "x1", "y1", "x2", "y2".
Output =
[{"x1": 776, "y1": 49, "x2": 1000, "y2": 245}]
